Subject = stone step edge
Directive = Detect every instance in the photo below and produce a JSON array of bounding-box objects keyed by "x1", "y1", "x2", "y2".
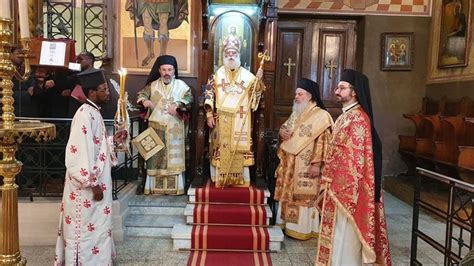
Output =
[
  {"x1": 124, "y1": 214, "x2": 186, "y2": 228},
  {"x1": 171, "y1": 224, "x2": 284, "y2": 242},
  {"x1": 125, "y1": 227, "x2": 172, "y2": 238}
]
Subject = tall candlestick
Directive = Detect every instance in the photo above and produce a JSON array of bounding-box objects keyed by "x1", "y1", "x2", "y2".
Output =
[
  {"x1": 18, "y1": 0, "x2": 30, "y2": 38},
  {"x1": 0, "y1": 0, "x2": 11, "y2": 19}
]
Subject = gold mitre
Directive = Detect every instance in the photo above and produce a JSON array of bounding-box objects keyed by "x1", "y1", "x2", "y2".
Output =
[{"x1": 223, "y1": 35, "x2": 241, "y2": 53}]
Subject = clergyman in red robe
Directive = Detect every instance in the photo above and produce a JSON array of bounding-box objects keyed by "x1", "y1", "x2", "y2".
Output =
[{"x1": 315, "y1": 69, "x2": 391, "y2": 265}]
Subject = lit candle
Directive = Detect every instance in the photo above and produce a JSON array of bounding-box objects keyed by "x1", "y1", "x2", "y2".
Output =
[
  {"x1": 121, "y1": 68, "x2": 127, "y2": 99},
  {"x1": 18, "y1": 0, "x2": 30, "y2": 38},
  {"x1": 0, "y1": 0, "x2": 11, "y2": 19},
  {"x1": 118, "y1": 69, "x2": 123, "y2": 96}
]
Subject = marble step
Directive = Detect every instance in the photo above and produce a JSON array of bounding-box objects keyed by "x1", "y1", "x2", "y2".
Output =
[
  {"x1": 129, "y1": 206, "x2": 185, "y2": 216},
  {"x1": 125, "y1": 214, "x2": 186, "y2": 238},
  {"x1": 184, "y1": 204, "x2": 272, "y2": 225},
  {"x1": 128, "y1": 195, "x2": 188, "y2": 207},
  {"x1": 187, "y1": 187, "x2": 271, "y2": 204},
  {"x1": 171, "y1": 224, "x2": 284, "y2": 251}
]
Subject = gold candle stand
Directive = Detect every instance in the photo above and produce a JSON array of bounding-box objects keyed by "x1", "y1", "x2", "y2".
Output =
[{"x1": 0, "y1": 18, "x2": 56, "y2": 265}]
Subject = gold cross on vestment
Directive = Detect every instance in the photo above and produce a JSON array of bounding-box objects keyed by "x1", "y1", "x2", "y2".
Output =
[
  {"x1": 283, "y1": 57, "x2": 296, "y2": 77},
  {"x1": 239, "y1": 106, "x2": 247, "y2": 118},
  {"x1": 141, "y1": 136, "x2": 157, "y2": 152},
  {"x1": 217, "y1": 79, "x2": 230, "y2": 89},
  {"x1": 325, "y1": 59, "x2": 338, "y2": 79}
]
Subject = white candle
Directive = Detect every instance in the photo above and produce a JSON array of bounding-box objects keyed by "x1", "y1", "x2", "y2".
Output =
[
  {"x1": 0, "y1": 0, "x2": 11, "y2": 19},
  {"x1": 121, "y1": 68, "x2": 127, "y2": 98},
  {"x1": 18, "y1": 0, "x2": 30, "y2": 38}
]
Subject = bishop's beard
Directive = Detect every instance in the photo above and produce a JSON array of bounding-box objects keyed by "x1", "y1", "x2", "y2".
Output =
[
  {"x1": 292, "y1": 98, "x2": 310, "y2": 116},
  {"x1": 223, "y1": 55, "x2": 241, "y2": 70},
  {"x1": 162, "y1": 74, "x2": 175, "y2": 84}
]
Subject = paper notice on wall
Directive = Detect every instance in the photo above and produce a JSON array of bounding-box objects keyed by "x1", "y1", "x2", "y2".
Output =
[{"x1": 39, "y1": 41, "x2": 66, "y2": 66}]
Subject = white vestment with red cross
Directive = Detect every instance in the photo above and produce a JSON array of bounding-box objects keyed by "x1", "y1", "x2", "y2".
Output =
[{"x1": 54, "y1": 103, "x2": 117, "y2": 266}]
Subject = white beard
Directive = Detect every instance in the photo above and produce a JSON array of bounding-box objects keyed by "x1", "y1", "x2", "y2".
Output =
[
  {"x1": 223, "y1": 55, "x2": 241, "y2": 70},
  {"x1": 292, "y1": 99, "x2": 310, "y2": 116}
]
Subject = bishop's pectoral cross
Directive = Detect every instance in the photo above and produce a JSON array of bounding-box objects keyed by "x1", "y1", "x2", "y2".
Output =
[
  {"x1": 220, "y1": 79, "x2": 245, "y2": 94},
  {"x1": 217, "y1": 79, "x2": 230, "y2": 91},
  {"x1": 325, "y1": 59, "x2": 338, "y2": 79},
  {"x1": 161, "y1": 97, "x2": 174, "y2": 114},
  {"x1": 283, "y1": 57, "x2": 296, "y2": 77}
]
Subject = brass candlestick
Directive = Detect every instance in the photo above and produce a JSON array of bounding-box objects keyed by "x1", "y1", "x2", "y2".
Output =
[{"x1": 0, "y1": 18, "x2": 55, "y2": 265}]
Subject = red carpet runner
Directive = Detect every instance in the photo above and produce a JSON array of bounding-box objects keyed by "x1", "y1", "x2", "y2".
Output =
[{"x1": 187, "y1": 182, "x2": 273, "y2": 266}]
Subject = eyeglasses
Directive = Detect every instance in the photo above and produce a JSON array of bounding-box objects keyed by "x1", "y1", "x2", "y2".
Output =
[{"x1": 333, "y1": 85, "x2": 352, "y2": 92}]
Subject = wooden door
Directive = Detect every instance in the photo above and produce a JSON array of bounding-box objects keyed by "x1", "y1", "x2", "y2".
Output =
[{"x1": 270, "y1": 19, "x2": 357, "y2": 130}]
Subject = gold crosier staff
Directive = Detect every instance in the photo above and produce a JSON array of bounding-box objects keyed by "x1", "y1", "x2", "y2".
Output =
[{"x1": 222, "y1": 50, "x2": 270, "y2": 187}]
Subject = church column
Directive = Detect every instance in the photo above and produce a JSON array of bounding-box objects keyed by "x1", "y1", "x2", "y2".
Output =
[
  {"x1": 191, "y1": 0, "x2": 209, "y2": 188},
  {"x1": 255, "y1": 1, "x2": 278, "y2": 189}
]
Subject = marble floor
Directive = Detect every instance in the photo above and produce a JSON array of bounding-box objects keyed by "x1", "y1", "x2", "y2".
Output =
[{"x1": 21, "y1": 193, "x2": 447, "y2": 265}]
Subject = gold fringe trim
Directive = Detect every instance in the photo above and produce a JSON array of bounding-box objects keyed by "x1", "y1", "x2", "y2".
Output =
[{"x1": 284, "y1": 227, "x2": 319, "y2": 241}]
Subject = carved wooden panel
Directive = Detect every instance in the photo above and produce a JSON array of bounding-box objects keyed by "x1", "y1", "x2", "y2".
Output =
[
  {"x1": 312, "y1": 21, "x2": 356, "y2": 116},
  {"x1": 276, "y1": 35, "x2": 300, "y2": 104},
  {"x1": 270, "y1": 21, "x2": 312, "y2": 129}
]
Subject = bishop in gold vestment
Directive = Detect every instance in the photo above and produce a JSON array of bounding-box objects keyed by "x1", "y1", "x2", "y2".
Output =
[
  {"x1": 274, "y1": 79, "x2": 333, "y2": 240},
  {"x1": 204, "y1": 33, "x2": 264, "y2": 188},
  {"x1": 137, "y1": 55, "x2": 192, "y2": 195}
]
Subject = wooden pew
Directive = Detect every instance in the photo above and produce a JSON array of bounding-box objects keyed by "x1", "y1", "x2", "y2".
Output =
[
  {"x1": 399, "y1": 97, "x2": 444, "y2": 175},
  {"x1": 414, "y1": 98, "x2": 445, "y2": 158},
  {"x1": 399, "y1": 97, "x2": 443, "y2": 154},
  {"x1": 434, "y1": 97, "x2": 470, "y2": 165},
  {"x1": 398, "y1": 97, "x2": 474, "y2": 180},
  {"x1": 458, "y1": 116, "x2": 474, "y2": 183}
]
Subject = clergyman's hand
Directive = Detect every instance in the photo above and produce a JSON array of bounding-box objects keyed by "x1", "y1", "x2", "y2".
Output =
[
  {"x1": 45, "y1": 80, "x2": 55, "y2": 89},
  {"x1": 114, "y1": 130, "x2": 127, "y2": 143},
  {"x1": 207, "y1": 116, "x2": 215, "y2": 128},
  {"x1": 61, "y1": 89, "x2": 71, "y2": 97},
  {"x1": 142, "y1": 100, "x2": 155, "y2": 109},
  {"x1": 279, "y1": 128, "x2": 292, "y2": 141},
  {"x1": 92, "y1": 185, "x2": 103, "y2": 201},
  {"x1": 256, "y1": 69, "x2": 263, "y2": 80},
  {"x1": 168, "y1": 102, "x2": 178, "y2": 116},
  {"x1": 309, "y1": 164, "x2": 321, "y2": 178}
]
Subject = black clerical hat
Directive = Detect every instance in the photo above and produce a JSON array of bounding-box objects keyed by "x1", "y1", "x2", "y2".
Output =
[
  {"x1": 297, "y1": 78, "x2": 326, "y2": 110},
  {"x1": 77, "y1": 68, "x2": 106, "y2": 89}
]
